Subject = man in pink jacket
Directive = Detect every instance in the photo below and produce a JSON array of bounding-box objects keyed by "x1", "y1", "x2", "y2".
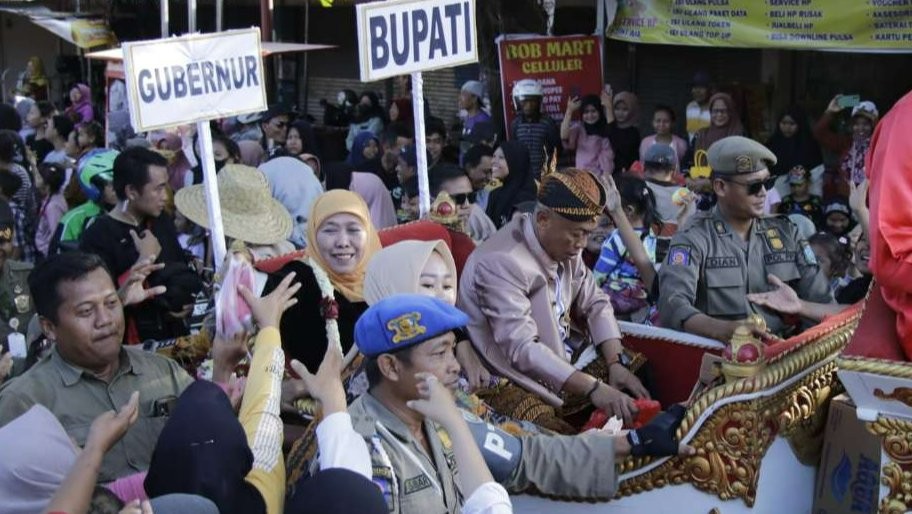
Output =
[{"x1": 459, "y1": 167, "x2": 648, "y2": 429}]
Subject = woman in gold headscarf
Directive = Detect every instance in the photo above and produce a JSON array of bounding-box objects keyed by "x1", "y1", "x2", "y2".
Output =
[{"x1": 263, "y1": 189, "x2": 381, "y2": 374}]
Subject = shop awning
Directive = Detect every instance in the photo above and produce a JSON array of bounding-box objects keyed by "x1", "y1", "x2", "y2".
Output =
[
  {"x1": 85, "y1": 41, "x2": 335, "y2": 61},
  {"x1": 0, "y1": 6, "x2": 117, "y2": 49}
]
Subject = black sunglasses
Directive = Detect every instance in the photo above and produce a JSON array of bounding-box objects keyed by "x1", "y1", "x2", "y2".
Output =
[
  {"x1": 450, "y1": 192, "x2": 477, "y2": 205},
  {"x1": 722, "y1": 177, "x2": 766, "y2": 196}
]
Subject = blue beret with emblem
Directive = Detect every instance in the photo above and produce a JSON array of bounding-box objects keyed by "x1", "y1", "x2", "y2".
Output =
[{"x1": 355, "y1": 294, "x2": 469, "y2": 357}]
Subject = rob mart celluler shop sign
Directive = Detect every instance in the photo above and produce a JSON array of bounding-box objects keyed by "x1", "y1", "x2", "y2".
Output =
[{"x1": 122, "y1": 28, "x2": 268, "y2": 132}]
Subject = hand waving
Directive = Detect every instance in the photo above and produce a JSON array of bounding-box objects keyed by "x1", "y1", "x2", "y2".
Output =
[
  {"x1": 118, "y1": 256, "x2": 167, "y2": 307},
  {"x1": 237, "y1": 271, "x2": 301, "y2": 329}
]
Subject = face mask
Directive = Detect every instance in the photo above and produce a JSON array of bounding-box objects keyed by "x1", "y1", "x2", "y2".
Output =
[{"x1": 214, "y1": 159, "x2": 228, "y2": 172}]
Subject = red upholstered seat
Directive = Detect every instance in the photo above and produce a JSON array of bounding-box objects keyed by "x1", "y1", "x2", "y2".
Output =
[
  {"x1": 842, "y1": 282, "x2": 906, "y2": 361},
  {"x1": 254, "y1": 249, "x2": 308, "y2": 274},
  {"x1": 378, "y1": 220, "x2": 475, "y2": 275}
]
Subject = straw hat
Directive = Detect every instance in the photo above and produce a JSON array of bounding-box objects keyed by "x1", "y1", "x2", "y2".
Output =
[{"x1": 174, "y1": 164, "x2": 293, "y2": 246}]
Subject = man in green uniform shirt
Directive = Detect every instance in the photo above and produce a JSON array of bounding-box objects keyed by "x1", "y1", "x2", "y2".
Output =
[
  {"x1": 658, "y1": 136, "x2": 832, "y2": 341},
  {"x1": 0, "y1": 198, "x2": 33, "y2": 379}
]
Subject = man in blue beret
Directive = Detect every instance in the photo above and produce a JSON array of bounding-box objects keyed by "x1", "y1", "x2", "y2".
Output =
[{"x1": 298, "y1": 294, "x2": 691, "y2": 514}]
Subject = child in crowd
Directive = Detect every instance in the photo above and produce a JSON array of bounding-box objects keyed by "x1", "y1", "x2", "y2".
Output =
[
  {"x1": 583, "y1": 213, "x2": 615, "y2": 270},
  {"x1": 809, "y1": 232, "x2": 854, "y2": 297},
  {"x1": 33, "y1": 162, "x2": 67, "y2": 257},
  {"x1": 821, "y1": 197, "x2": 855, "y2": 238},
  {"x1": 560, "y1": 94, "x2": 614, "y2": 178},
  {"x1": 778, "y1": 166, "x2": 823, "y2": 226},
  {"x1": 639, "y1": 105, "x2": 688, "y2": 171},
  {"x1": 594, "y1": 176, "x2": 661, "y2": 322}
]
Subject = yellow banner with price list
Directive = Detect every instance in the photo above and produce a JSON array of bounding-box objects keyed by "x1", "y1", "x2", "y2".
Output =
[{"x1": 608, "y1": 0, "x2": 912, "y2": 50}]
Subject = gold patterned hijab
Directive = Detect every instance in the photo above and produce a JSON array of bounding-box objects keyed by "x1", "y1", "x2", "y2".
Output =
[{"x1": 306, "y1": 190, "x2": 382, "y2": 302}]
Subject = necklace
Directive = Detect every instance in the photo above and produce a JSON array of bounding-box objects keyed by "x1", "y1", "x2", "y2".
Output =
[{"x1": 112, "y1": 203, "x2": 141, "y2": 226}]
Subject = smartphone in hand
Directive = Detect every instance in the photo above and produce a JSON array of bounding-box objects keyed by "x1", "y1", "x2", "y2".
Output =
[{"x1": 837, "y1": 94, "x2": 860, "y2": 110}]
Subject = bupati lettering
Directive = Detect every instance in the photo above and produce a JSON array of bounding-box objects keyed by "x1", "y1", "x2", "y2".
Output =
[
  {"x1": 369, "y1": 1, "x2": 471, "y2": 69},
  {"x1": 137, "y1": 55, "x2": 260, "y2": 104}
]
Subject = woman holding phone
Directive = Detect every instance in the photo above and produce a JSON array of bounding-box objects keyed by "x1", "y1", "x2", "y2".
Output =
[{"x1": 813, "y1": 94, "x2": 879, "y2": 197}]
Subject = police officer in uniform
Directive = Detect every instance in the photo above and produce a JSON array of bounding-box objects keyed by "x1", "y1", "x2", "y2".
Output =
[
  {"x1": 0, "y1": 199, "x2": 34, "y2": 377},
  {"x1": 658, "y1": 136, "x2": 832, "y2": 341}
]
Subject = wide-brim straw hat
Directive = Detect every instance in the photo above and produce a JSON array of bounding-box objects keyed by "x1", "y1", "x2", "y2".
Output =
[{"x1": 175, "y1": 164, "x2": 293, "y2": 246}]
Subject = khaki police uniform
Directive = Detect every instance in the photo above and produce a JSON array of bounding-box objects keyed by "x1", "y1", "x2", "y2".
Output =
[
  {"x1": 657, "y1": 136, "x2": 833, "y2": 336},
  {"x1": 344, "y1": 392, "x2": 462, "y2": 514}
]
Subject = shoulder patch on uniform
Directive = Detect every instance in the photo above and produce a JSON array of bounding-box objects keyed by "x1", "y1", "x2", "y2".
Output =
[
  {"x1": 800, "y1": 240, "x2": 818, "y2": 266},
  {"x1": 667, "y1": 245, "x2": 692, "y2": 266}
]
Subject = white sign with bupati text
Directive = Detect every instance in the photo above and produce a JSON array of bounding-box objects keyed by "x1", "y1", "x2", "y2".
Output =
[
  {"x1": 356, "y1": 0, "x2": 477, "y2": 82},
  {"x1": 122, "y1": 28, "x2": 267, "y2": 132}
]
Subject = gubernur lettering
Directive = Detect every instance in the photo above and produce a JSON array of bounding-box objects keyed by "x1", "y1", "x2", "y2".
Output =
[{"x1": 137, "y1": 55, "x2": 260, "y2": 104}]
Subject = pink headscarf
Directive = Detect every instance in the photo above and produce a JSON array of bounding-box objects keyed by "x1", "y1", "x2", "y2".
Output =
[{"x1": 351, "y1": 172, "x2": 397, "y2": 229}]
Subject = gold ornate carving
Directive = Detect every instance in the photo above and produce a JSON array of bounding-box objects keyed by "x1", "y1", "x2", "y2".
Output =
[
  {"x1": 614, "y1": 362, "x2": 842, "y2": 506},
  {"x1": 837, "y1": 356, "x2": 912, "y2": 381},
  {"x1": 878, "y1": 463, "x2": 911, "y2": 514},
  {"x1": 867, "y1": 417, "x2": 912, "y2": 514},
  {"x1": 873, "y1": 387, "x2": 912, "y2": 409}
]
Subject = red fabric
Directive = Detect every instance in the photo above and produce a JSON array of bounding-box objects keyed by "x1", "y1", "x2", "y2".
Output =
[
  {"x1": 622, "y1": 335, "x2": 719, "y2": 406},
  {"x1": 763, "y1": 299, "x2": 863, "y2": 361},
  {"x1": 378, "y1": 220, "x2": 475, "y2": 275},
  {"x1": 843, "y1": 282, "x2": 905, "y2": 361},
  {"x1": 253, "y1": 249, "x2": 308, "y2": 274},
  {"x1": 865, "y1": 90, "x2": 912, "y2": 360}
]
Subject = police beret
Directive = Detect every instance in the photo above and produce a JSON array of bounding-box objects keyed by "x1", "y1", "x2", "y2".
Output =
[
  {"x1": 355, "y1": 294, "x2": 469, "y2": 358},
  {"x1": 707, "y1": 136, "x2": 777, "y2": 175}
]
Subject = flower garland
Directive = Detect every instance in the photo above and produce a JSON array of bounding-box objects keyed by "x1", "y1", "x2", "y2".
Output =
[{"x1": 306, "y1": 256, "x2": 342, "y2": 353}]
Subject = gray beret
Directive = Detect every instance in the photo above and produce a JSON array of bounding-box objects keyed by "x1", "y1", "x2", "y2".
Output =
[{"x1": 707, "y1": 136, "x2": 777, "y2": 175}]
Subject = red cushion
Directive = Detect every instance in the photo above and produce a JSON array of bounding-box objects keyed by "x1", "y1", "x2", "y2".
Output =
[
  {"x1": 254, "y1": 249, "x2": 308, "y2": 274},
  {"x1": 378, "y1": 220, "x2": 474, "y2": 276},
  {"x1": 623, "y1": 335, "x2": 719, "y2": 406}
]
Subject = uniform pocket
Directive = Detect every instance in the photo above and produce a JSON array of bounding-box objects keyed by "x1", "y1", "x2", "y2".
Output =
[
  {"x1": 705, "y1": 268, "x2": 745, "y2": 317},
  {"x1": 765, "y1": 262, "x2": 801, "y2": 283}
]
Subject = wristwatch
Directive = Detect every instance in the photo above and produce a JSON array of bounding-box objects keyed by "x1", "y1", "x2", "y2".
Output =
[{"x1": 607, "y1": 351, "x2": 631, "y2": 368}]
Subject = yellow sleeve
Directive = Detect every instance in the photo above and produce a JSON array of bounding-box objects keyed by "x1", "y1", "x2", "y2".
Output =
[{"x1": 239, "y1": 326, "x2": 286, "y2": 514}]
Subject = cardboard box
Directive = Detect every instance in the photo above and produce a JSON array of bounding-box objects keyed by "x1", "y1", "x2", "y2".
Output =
[{"x1": 813, "y1": 395, "x2": 881, "y2": 514}]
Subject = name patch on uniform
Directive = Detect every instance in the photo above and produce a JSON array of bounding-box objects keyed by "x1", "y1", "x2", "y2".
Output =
[
  {"x1": 667, "y1": 246, "x2": 692, "y2": 266},
  {"x1": 706, "y1": 256, "x2": 740, "y2": 268},
  {"x1": 764, "y1": 252, "x2": 797, "y2": 265},
  {"x1": 403, "y1": 474, "x2": 433, "y2": 495}
]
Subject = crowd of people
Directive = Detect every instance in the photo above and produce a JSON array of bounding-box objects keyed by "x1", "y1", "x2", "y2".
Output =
[{"x1": 0, "y1": 62, "x2": 894, "y2": 514}]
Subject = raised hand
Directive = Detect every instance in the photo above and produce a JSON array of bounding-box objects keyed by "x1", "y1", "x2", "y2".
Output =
[
  {"x1": 826, "y1": 94, "x2": 843, "y2": 114},
  {"x1": 289, "y1": 341, "x2": 346, "y2": 415},
  {"x1": 85, "y1": 391, "x2": 140, "y2": 455},
  {"x1": 406, "y1": 372, "x2": 463, "y2": 428},
  {"x1": 566, "y1": 96, "x2": 582, "y2": 114},
  {"x1": 237, "y1": 271, "x2": 301, "y2": 329},
  {"x1": 119, "y1": 256, "x2": 167, "y2": 307}
]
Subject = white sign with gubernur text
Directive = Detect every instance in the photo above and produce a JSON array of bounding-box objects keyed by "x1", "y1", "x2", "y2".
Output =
[
  {"x1": 356, "y1": 0, "x2": 477, "y2": 82},
  {"x1": 122, "y1": 28, "x2": 267, "y2": 132}
]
